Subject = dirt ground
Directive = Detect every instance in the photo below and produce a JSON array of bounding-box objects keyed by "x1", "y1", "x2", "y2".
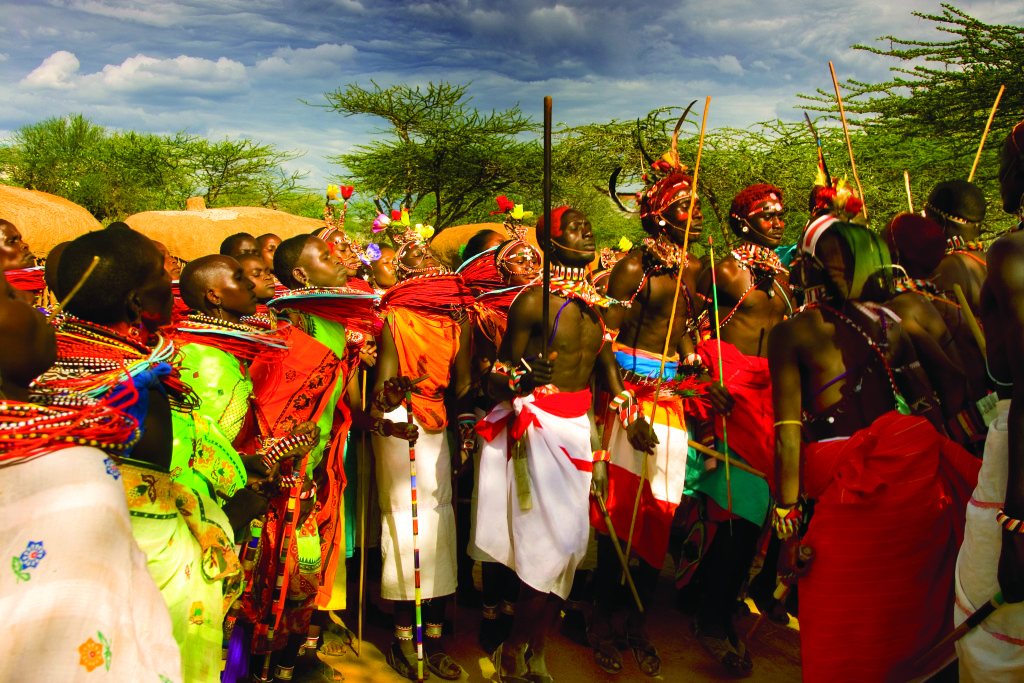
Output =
[{"x1": 306, "y1": 563, "x2": 803, "y2": 683}]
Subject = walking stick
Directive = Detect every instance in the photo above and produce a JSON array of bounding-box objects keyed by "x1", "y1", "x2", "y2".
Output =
[
  {"x1": 969, "y1": 85, "x2": 1005, "y2": 183},
  {"x1": 829, "y1": 61, "x2": 867, "y2": 220},
  {"x1": 904, "y1": 170, "x2": 914, "y2": 213},
  {"x1": 542, "y1": 96, "x2": 552, "y2": 354},
  {"x1": 406, "y1": 389, "x2": 425, "y2": 682},
  {"x1": 622, "y1": 97, "x2": 711, "y2": 569},
  {"x1": 913, "y1": 592, "x2": 1005, "y2": 668},
  {"x1": 357, "y1": 370, "x2": 367, "y2": 657},
  {"x1": 708, "y1": 237, "x2": 732, "y2": 513},
  {"x1": 594, "y1": 492, "x2": 644, "y2": 613}
]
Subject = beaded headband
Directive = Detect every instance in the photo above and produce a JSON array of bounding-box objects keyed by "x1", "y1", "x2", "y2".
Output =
[{"x1": 496, "y1": 239, "x2": 541, "y2": 281}]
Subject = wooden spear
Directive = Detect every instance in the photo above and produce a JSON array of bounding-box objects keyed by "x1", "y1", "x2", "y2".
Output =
[
  {"x1": 969, "y1": 85, "x2": 1005, "y2": 182},
  {"x1": 622, "y1": 96, "x2": 711, "y2": 563},
  {"x1": 904, "y1": 170, "x2": 914, "y2": 213},
  {"x1": 829, "y1": 61, "x2": 867, "y2": 219},
  {"x1": 542, "y1": 96, "x2": 552, "y2": 354}
]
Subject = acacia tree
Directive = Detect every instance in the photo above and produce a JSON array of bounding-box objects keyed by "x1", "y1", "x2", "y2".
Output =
[
  {"x1": 319, "y1": 81, "x2": 542, "y2": 231},
  {"x1": 798, "y1": 4, "x2": 1023, "y2": 228}
]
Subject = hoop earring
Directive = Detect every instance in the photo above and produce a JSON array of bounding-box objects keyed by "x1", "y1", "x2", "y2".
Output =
[
  {"x1": 658, "y1": 220, "x2": 666, "y2": 227},
  {"x1": 742, "y1": 225, "x2": 749, "y2": 233}
]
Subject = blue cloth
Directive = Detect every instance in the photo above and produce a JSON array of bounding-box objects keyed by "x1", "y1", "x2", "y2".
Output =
[
  {"x1": 614, "y1": 349, "x2": 678, "y2": 381},
  {"x1": 108, "y1": 362, "x2": 172, "y2": 456},
  {"x1": 775, "y1": 242, "x2": 799, "y2": 270}
]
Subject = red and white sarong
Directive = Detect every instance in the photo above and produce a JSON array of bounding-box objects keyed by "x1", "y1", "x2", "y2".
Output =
[
  {"x1": 475, "y1": 388, "x2": 593, "y2": 598},
  {"x1": 590, "y1": 393, "x2": 688, "y2": 570}
]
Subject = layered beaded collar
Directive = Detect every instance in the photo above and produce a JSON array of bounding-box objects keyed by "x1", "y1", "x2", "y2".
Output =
[
  {"x1": 546, "y1": 264, "x2": 620, "y2": 309},
  {"x1": 894, "y1": 276, "x2": 941, "y2": 297},
  {"x1": 731, "y1": 242, "x2": 788, "y2": 275},
  {"x1": 641, "y1": 235, "x2": 688, "y2": 271},
  {"x1": 0, "y1": 392, "x2": 142, "y2": 465},
  {"x1": 946, "y1": 235, "x2": 985, "y2": 253}
]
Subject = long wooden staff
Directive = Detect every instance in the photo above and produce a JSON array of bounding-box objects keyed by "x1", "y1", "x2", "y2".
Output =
[
  {"x1": 622, "y1": 96, "x2": 711, "y2": 565},
  {"x1": 357, "y1": 370, "x2": 367, "y2": 656},
  {"x1": 542, "y1": 96, "x2": 553, "y2": 353},
  {"x1": 904, "y1": 170, "x2": 914, "y2": 213},
  {"x1": 594, "y1": 492, "x2": 644, "y2": 613},
  {"x1": 913, "y1": 592, "x2": 1005, "y2": 668},
  {"x1": 406, "y1": 390, "x2": 424, "y2": 682},
  {"x1": 954, "y1": 284, "x2": 986, "y2": 356},
  {"x1": 708, "y1": 237, "x2": 732, "y2": 513},
  {"x1": 829, "y1": 61, "x2": 867, "y2": 219},
  {"x1": 969, "y1": 85, "x2": 1005, "y2": 182}
]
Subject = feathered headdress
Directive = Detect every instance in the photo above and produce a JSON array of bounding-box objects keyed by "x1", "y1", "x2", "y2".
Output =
[
  {"x1": 373, "y1": 208, "x2": 444, "y2": 277},
  {"x1": 322, "y1": 185, "x2": 366, "y2": 263},
  {"x1": 808, "y1": 166, "x2": 864, "y2": 220}
]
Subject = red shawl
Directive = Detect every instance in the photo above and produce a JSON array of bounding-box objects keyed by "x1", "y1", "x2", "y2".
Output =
[
  {"x1": 472, "y1": 287, "x2": 523, "y2": 347},
  {"x1": 268, "y1": 287, "x2": 381, "y2": 337},
  {"x1": 380, "y1": 273, "x2": 475, "y2": 318},
  {"x1": 458, "y1": 250, "x2": 504, "y2": 294},
  {"x1": 799, "y1": 412, "x2": 980, "y2": 682}
]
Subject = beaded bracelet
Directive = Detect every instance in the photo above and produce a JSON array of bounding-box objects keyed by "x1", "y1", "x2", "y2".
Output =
[
  {"x1": 458, "y1": 413, "x2": 477, "y2": 451},
  {"x1": 372, "y1": 388, "x2": 399, "y2": 414},
  {"x1": 370, "y1": 418, "x2": 394, "y2": 438},
  {"x1": 609, "y1": 389, "x2": 642, "y2": 429},
  {"x1": 261, "y1": 431, "x2": 315, "y2": 472},
  {"x1": 491, "y1": 360, "x2": 513, "y2": 385},
  {"x1": 772, "y1": 501, "x2": 803, "y2": 540},
  {"x1": 997, "y1": 508, "x2": 1024, "y2": 533},
  {"x1": 592, "y1": 449, "x2": 611, "y2": 463},
  {"x1": 277, "y1": 472, "x2": 302, "y2": 489},
  {"x1": 509, "y1": 363, "x2": 528, "y2": 394}
]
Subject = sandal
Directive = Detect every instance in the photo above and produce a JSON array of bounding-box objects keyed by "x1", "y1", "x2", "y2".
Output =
[
  {"x1": 558, "y1": 600, "x2": 590, "y2": 647},
  {"x1": 426, "y1": 652, "x2": 462, "y2": 680},
  {"x1": 586, "y1": 628, "x2": 623, "y2": 675},
  {"x1": 624, "y1": 625, "x2": 661, "y2": 677},
  {"x1": 691, "y1": 621, "x2": 753, "y2": 673},
  {"x1": 751, "y1": 593, "x2": 791, "y2": 626},
  {"x1": 492, "y1": 643, "x2": 531, "y2": 683},
  {"x1": 387, "y1": 640, "x2": 429, "y2": 681}
]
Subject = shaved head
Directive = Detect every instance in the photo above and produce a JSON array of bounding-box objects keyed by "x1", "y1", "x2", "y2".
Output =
[{"x1": 180, "y1": 255, "x2": 237, "y2": 313}]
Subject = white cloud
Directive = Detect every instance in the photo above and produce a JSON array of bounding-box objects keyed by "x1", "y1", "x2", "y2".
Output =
[
  {"x1": 704, "y1": 55, "x2": 744, "y2": 76},
  {"x1": 0, "y1": 54, "x2": 8, "y2": 62},
  {"x1": 21, "y1": 51, "x2": 80, "y2": 89},
  {"x1": 20, "y1": 51, "x2": 248, "y2": 96},
  {"x1": 254, "y1": 43, "x2": 357, "y2": 77},
  {"x1": 62, "y1": 0, "x2": 182, "y2": 27},
  {"x1": 331, "y1": 0, "x2": 364, "y2": 10}
]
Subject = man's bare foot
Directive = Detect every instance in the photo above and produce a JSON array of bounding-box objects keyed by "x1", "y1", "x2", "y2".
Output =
[{"x1": 497, "y1": 640, "x2": 529, "y2": 681}]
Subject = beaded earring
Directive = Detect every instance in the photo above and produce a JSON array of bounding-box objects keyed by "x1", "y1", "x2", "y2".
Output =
[{"x1": 742, "y1": 225, "x2": 749, "y2": 233}]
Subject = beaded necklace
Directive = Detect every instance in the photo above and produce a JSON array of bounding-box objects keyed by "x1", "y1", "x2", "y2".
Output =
[
  {"x1": 548, "y1": 264, "x2": 620, "y2": 308},
  {"x1": 946, "y1": 235, "x2": 985, "y2": 253},
  {"x1": 172, "y1": 315, "x2": 291, "y2": 362},
  {"x1": 731, "y1": 243, "x2": 788, "y2": 275},
  {"x1": 795, "y1": 301, "x2": 903, "y2": 423},
  {"x1": 0, "y1": 393, "x2": 142, "y2": 466},
  {"x1": 641, "y1": 235, "x2": 687, "y2": 270}
]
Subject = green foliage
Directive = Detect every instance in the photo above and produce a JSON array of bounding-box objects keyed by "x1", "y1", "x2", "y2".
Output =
[
  {"x1": 319, "y1": 81, "x2": 542, "y2": 230},
  {"x1": 0, "y1": 114, "x2": 309, "y2": 221},
  {"x1": 798, "y1": 4, "x2": 1023, "y2": 232}
]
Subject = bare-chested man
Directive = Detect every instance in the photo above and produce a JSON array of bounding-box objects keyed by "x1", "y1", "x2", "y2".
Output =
[
  {"x1": 686, "y1": 184, "x2": 793, "y2": 672},
  {"x1": 589, "y1": 172, "x2": 704, "y2": 676},
  {"x1": 927, "y1": 180, "x2": 989, "y2": 316},
  {"x1": 770, "y1": 220, "x2": 977, "y2": 683},
  {"x1": 477, "y1": 207, "x2": 655, "y2": 683},
  {"x1": 884, "y1": 212, "x2": 990, "y2": 452},
  {"x1": 955, "y1": 119, "x2": 1024, "y2": 682}
]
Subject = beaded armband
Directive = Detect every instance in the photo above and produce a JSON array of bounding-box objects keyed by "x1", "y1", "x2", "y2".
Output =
[
  {"x1": 492, "y1": 360, "x2": 528, "y2": 395},
  {"x1": 603, "y1": 328, "x2": 619, "y2": 343},
  {"x1": 592, "y1": 449, "x2": 611, "y2": 463},
  {"x1": 997, "y1": 508, "x2": 1024, "y2": 534},
  {"x1": 261, "y1": 431, "x2": 316, "y2": 472},
  {"x1": 609, "y1": 389, "x2": 641, "y2": 429},
  {"x1": 370, "y1": 418, "x2": 394, "y2": 438},
  {"x1": 772, "y1": 501, "x2": 803, "y2": 540},
  {"x1": 458, "y1": 413, "x2": 477, "y2": 451}
]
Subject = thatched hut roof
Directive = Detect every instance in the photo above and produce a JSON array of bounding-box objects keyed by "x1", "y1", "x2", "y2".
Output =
[
  {"x1": 125, "y1": 197, "x2": 325, "y2": 261},
  {"x1": 0, "y1": 185, "x2": 104, "y2": 258}
]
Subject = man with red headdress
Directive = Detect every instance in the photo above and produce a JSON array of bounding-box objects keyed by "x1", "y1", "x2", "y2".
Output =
[
  {"x1": 686, "y1": 184, "x2": 793, "y2": 672},
  {"x1": 590, "y1": 170, "x2": 707, "y2": 677},
  {"x1": 476, "y1": 206, "x2": 656, "y2": 683}
]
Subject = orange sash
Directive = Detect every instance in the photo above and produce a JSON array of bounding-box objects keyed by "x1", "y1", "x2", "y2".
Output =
[{"x1": 388, "y1": 308, "x2": 460, "y2": 431}]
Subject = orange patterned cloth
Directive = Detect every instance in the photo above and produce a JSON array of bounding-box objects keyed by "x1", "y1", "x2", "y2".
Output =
[{"x1": 388, "y1": 308, "x2": 461, "y2": 431}]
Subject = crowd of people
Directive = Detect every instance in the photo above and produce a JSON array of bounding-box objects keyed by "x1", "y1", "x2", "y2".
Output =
[{"x1": 2, "y1": 117, "x2": 1024, "y2": 683}]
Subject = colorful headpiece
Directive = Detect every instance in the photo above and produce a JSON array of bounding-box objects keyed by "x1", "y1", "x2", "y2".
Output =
[
  {"x1": 378, "y1": 209, "x2": 444, "y2": 277},
  {"x1": 535, "y1": 206, "x2": 571, "y2": 242},
  {"x1": 808, "y1": 165, "x2": 863, "y2": 219},
  {"x1": 802, "y1": 221, "x2": 893, "y2": 302},
  {"x1": 639, "y1": 173, "x2": 695, "y2": 220},
  {"x1": 491, "y1": 195, "x2": 533, "y2": 241},
  {"x1": 496, "y1": 239, "x2": 541, "y2": 282},
  {"x1": 322, "y1": 185, "x2": 365, "y2": 264},
  {"x1": 730, "y1": 184, "x2": 783, "y2": 231}
]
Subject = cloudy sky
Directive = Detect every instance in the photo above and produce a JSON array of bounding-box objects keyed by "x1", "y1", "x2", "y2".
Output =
[{"x1": 2, "y1": 0, "x2": 1021, "y2": 188}]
